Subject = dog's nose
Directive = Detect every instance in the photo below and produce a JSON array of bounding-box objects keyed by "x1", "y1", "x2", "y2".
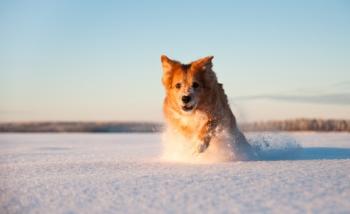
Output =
[{"x1": 182, "y1": 95, "x2": 191, "y2": 104}]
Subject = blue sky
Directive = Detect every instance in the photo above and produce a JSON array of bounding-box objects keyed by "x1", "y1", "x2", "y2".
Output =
[{"x1": 1, "y1": 0, "x2": 349, "y2": 122}]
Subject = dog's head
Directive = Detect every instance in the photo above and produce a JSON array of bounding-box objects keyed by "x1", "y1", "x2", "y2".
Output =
[{"x1": 161, "y1": 55, "x2": 217, "y2": 114}]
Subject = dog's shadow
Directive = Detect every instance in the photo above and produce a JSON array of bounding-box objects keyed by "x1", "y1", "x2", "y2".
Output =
[{"x1": 257, "y1": 147, "x2": 350, "y2": 161}]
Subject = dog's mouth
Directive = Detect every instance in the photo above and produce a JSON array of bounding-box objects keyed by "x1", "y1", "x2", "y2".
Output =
[{"x1": 182, "y1": 104, "x2": 195, "y2": 112}]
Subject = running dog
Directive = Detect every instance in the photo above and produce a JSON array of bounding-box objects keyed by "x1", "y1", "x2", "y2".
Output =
[{"x1": 161, "y1": 55, "x2": 255, "y2": 160}]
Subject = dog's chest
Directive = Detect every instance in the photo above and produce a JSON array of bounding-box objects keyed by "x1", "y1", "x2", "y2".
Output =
[{"x1": 175, "y1": 111, "x2": 208, "y2": 133}]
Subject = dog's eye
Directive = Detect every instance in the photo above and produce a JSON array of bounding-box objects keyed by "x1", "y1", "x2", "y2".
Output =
[
  {"x1": 175, "y1": 83, "x2": 181, "y2": 89},
  {"x1": 192, "y1": 82, "x2": 199, "y2": 89}
]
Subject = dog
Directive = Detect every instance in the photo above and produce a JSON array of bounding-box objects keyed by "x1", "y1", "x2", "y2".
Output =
[{"x1": 161, "y1": 55, "x2": 256, "y2": 160}]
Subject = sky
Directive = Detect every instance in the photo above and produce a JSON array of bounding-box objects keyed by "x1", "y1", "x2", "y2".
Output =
[{"x1": 1, "y1": 0, "x2": 349, "y2": 122}]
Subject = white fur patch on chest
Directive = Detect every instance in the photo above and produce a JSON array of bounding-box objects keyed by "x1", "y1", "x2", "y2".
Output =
[{"x1": 172, "y1": 109, "x2": 208, "y2": 131}]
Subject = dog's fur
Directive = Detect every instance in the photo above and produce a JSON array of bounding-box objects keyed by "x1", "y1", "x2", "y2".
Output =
[{"x1": 161, "y1": 55, "x2": 255, "y2": 159}]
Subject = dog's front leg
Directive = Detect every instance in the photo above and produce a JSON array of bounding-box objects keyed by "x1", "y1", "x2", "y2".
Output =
[
  {"x1": 194, "y1": 120, "x2": 217, "y2": 154},
  {"x1": 195, "y1": 135, "x2": 211, "y2": 153}
]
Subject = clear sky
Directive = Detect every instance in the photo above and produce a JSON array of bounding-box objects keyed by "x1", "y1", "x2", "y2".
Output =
[{"x1": 1, "y1": 0, "x2": 349, "y2": 122}]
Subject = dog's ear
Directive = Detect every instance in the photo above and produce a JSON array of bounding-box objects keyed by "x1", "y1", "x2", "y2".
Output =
[
  {"x1": 161, "y1": 55, "x2": 174, "y2": 73},
  {"x1": 161, "y1": 55, "x2": 178, "y2": 88},
  {"x1": 192, "y1": 56, "x2": 214, "y2": 71}
]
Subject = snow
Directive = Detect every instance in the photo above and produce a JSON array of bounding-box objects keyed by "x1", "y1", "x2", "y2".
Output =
[{"x1": 1, "y1": 132, "x2": 350, "y2": 213}]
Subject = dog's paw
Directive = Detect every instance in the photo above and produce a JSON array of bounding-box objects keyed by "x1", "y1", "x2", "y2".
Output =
[
  {"x1": 192, "y1": 142, "x2": 209, "y2": 155},
  {"x1": 197, "y1": 143, "x2": 208, "y2": 153}
]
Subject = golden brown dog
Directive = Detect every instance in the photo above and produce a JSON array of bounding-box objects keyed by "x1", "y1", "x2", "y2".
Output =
[{"x1": 161, "y1": 55, "x2": 255, "y2": 160}]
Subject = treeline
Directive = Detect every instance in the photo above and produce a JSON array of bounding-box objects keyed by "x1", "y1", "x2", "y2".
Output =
[
  {"x1": 240, "y1": 119, "x2": 350, "y2": 132},
  {"x1": 0, "y1": 122, "x2": 162, "y2": 133},
  {"x1": 0, "y1": 119, "x2": 349, "y2": 133}
]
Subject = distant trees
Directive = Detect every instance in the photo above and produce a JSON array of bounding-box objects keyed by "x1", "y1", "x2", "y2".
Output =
[
  {"x1": 240, "y1": 119, "x2": 350, "y2": 132},
  {"x1": 0, "y1": 119, "x2": 349, "y2": 132},
  {"x1": 0, "y1": 122, "x2": 162, "y2": 133}
]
